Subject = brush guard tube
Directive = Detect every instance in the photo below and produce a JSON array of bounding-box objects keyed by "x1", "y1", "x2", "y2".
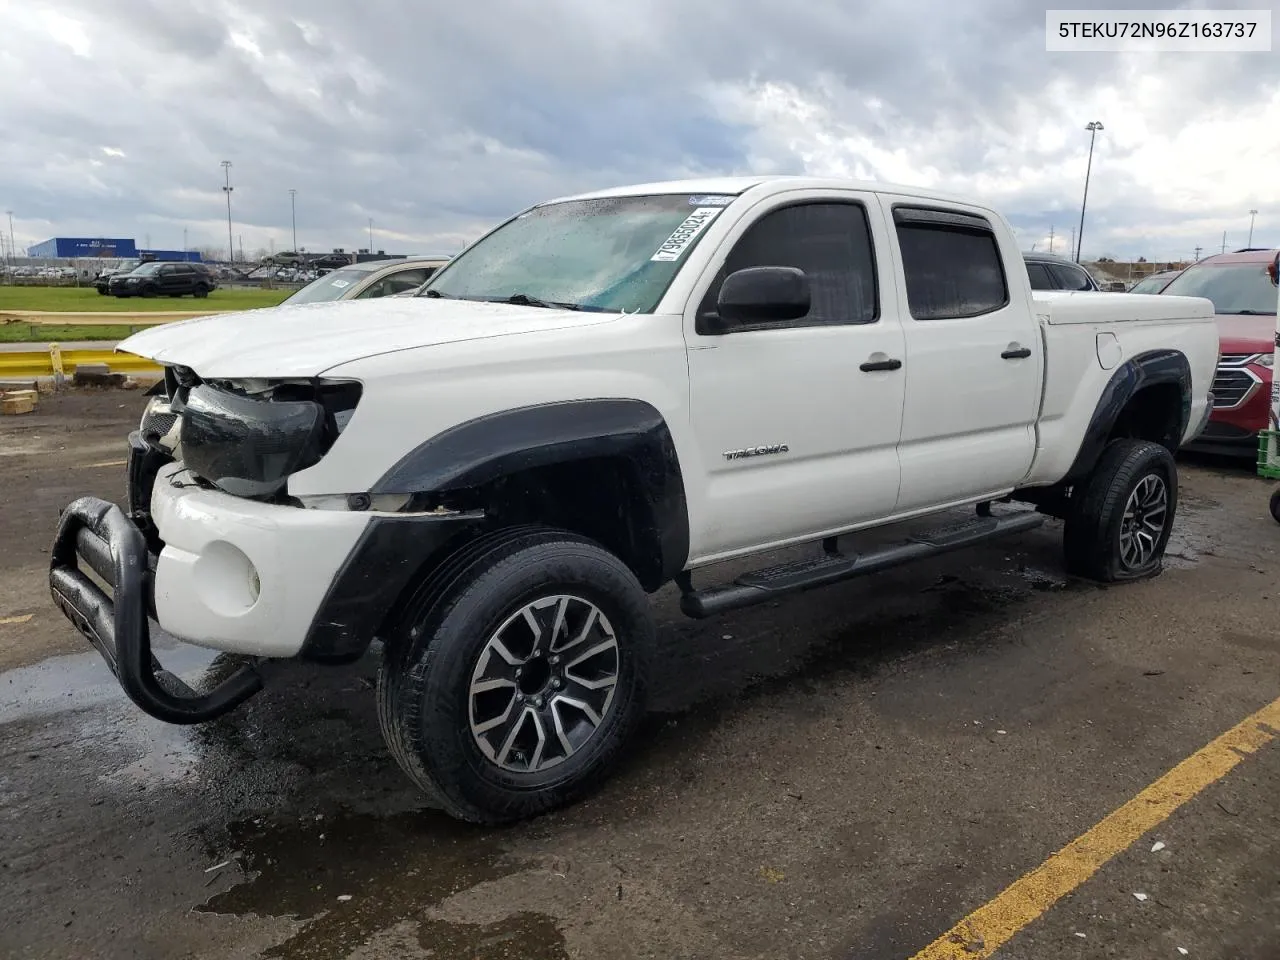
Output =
[{"x1": 49, "y1": 496, "x2": 263, "y2": 724}]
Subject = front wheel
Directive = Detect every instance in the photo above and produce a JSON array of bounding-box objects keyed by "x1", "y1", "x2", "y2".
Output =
[
  {"x1": 1063, "y1": 439, "x2": 1178, "y2": 582},
  {"x1": 193, "y1": 285, "x2": 209, "y2": 298},
  {"x1": 377, "y1": 528, "x2": 653, "y2": 824},
  {"x1": 1269, "y1": 488, "x2": 1280, "y2": 524}
]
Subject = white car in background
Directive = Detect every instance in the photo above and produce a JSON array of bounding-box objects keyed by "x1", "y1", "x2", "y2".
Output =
[{"x1": 281, "y1": 254, "x2": 452, "y2": 304}]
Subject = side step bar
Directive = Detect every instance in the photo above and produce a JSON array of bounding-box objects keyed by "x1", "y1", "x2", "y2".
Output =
[{"x1": 679, "y1": 511, "x2": 1045, "y2": 619}]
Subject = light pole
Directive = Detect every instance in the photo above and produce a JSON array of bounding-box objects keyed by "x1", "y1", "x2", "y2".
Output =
[
  {"x1": 5, "y1": 210, "x2": 14, "y2": 259},
  {"x1": 289, "y1": 189, "x2": 297, "y2": 253},
  {"x1": 1075, "y1": 121, "x2": 1103, "y2": 263},
  {"x1": 367, "y1": 217, "x2": 373, "y2": 253},
  {"x1": 1249, "y1": 209, "x2": 1258, "y2": 247},
  {"x1": 221, "y1": 160, "x2": 234, "y2": 262}
]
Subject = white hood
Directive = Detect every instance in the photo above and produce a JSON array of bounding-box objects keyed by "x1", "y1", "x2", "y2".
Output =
[{"x1": 116, "y1": 297, "x2": 620, "y2": 378}]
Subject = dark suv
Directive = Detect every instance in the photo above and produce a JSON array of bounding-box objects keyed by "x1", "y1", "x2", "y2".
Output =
[
  {"x1": 1022, "y1": 252, "x2": 1101, "y2": 291},
  {"x1": 108, "y1": 261, "x2": 217, "y2": 298}
]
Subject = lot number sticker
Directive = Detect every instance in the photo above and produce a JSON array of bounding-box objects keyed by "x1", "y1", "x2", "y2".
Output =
[{"x1": 651, "y1": 207, "x2": 723, "y2": 262}]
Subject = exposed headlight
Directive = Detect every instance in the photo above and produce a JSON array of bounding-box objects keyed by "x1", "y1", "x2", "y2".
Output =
[
  {"x1": 1252, "y1": 353, "x2": 1274, "y2": 368},
  {"x1": 174, "y1": 378, "x2": 361, "y2": 500}
]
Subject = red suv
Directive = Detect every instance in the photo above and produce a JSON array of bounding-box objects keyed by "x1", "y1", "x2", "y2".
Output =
[{"x1": 1164, "y1": 249, "x2": 1278, "y2": 456}]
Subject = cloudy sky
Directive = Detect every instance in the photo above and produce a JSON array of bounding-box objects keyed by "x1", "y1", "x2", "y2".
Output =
[{"x1": 1, "y1": 0, "x2": 1277, "y2": 263}]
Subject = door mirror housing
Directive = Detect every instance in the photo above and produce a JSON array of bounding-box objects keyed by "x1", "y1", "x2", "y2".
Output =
[
  {"x1": 715, "y1": 266, "x2": 810, "y2": 327},
  {"x1": 1269, "y1": 252, "x2": 1279, "y2": 286}
]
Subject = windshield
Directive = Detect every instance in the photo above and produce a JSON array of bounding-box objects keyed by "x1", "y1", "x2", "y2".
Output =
[
  {"x1": 128, "y1": 262, "x2": 164, "y2": 276},
  {"x1": 421, "y1": 193, "x2": 736, "y2": 313},
  {"x1": 1161, "y1": 261, "x2": 1277, "y2": 315},
  {"x1": 282, "y1": 266, "x2": 374, "y2": 304}
]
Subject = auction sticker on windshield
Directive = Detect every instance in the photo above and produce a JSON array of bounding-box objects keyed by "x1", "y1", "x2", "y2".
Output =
[{"x1": 651, "y1": 207, "x2": 723, "y2": 262}]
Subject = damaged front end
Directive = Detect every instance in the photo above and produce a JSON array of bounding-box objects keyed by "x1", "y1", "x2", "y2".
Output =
[
  {"x1": 50, "y1": 362, "x2": 486, "y2": 722},
  {"x1": 49, "y1": 365, "x2": 365, "y2": 723}
]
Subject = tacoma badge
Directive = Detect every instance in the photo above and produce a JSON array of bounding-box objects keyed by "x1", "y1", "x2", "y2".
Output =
[{"x1": 723, "y1": 444, "x2": 790, "y2": 461}]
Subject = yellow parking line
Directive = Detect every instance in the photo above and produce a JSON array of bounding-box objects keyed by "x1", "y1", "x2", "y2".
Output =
[
  {"x1": 0, "y1": 614, "x2": 33, "y2": 625},
  {"x1": 910, "y1": 695, "x2": 1280, "y2": 959},
  {"x1": 78, "y1": 459, "x2": 128, "y2": 469}
]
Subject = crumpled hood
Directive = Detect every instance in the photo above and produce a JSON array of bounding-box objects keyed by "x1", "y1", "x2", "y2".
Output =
[{"x1": 116, "y1": 297, "x2": 620, "y2": 378}]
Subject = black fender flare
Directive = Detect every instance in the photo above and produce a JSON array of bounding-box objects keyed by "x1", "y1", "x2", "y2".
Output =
[
  {"x1": 1063, "y1": 349, "x2": 1192, "y2": 484},
  {"x1": 371, "y1": 399, "x2": 690, "y2": 587}
]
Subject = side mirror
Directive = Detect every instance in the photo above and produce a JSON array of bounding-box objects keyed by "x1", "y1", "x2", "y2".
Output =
[
  {"x1": 716, "y1": 266, "x2": 810, "y2": 327},
  {"x1": 1269, "y1": 252, "x2": 1279, "y2": 286}
]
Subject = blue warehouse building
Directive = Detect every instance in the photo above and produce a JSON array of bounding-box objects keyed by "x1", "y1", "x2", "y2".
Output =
[{"x1": 27, "y1": 237, "x2": 202, "y2": 262}]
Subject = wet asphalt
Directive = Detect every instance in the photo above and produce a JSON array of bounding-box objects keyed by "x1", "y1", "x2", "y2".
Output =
[{"x1": 2, "y1": 390, "x2": 1279, "y2": 960}]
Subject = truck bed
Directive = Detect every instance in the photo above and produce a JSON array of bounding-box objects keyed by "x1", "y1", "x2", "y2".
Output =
[{"x1": 1031, "y1": 290, "x2": 1215, "y2": 325}]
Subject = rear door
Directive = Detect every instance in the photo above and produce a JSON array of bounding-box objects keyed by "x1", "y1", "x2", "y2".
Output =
[{"x1": 882, "y1": 200, "x2": 1043, "y2": 511}]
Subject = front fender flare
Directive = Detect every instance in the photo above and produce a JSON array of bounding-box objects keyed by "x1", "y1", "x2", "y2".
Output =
[{"x1": 371, "y1": 399, "x2": 690, "y2": 586}]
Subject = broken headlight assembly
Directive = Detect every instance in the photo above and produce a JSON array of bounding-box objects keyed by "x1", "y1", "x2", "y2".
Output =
[{"x1": 163, "y1": 374, "x2": 363, "y2": 500}]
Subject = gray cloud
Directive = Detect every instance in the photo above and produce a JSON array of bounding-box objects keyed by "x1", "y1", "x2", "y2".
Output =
[{"x1": 1, "y1": 0, "x2": 1277, "y2": 259}]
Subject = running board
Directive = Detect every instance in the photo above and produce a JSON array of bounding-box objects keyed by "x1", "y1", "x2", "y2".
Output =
[{"x1": 679, "y1": 511, "x2": 1045, "y2": 619}]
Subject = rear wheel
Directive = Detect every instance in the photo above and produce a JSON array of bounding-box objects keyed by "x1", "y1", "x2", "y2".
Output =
[
  {"x1": 1063, "y1": 439, "x2": 1177, "y2": 582},
  {"x1": 377, "y1": 528, "x2": 653, "y2": 824}
]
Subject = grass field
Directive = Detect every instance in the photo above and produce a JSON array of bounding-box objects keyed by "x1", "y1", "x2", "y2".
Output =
[
  {"x1": 0, "y1": 286, "x2": 291, "y2": 313},
  {"x1": 0, "y1": 323, "x2": 137, "y2": 343}
]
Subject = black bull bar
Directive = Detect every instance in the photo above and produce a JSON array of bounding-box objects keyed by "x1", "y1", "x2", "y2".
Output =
[{"x1": 48, "y1": 496, "x2": 262, "y2": 724}]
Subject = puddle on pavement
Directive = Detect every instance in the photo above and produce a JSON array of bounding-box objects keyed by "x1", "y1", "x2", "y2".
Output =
[
  {"x1": 0, "y1": 639, "x2": 220, "y2": 724},
  {"x1": 196, "y1": 809, "x2": 567, "y2": 960}
]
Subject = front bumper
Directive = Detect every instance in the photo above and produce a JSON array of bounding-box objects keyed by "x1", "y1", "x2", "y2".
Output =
[
  {"x1": 1185, "y1": 364, "x2": 1271, "y2": 457},
  {"x1": 49, "y1": 497, "x2": 263, "y2": 724},
  {"x1": 50, "y1": 442, "x2": 486, "y2": 723}
]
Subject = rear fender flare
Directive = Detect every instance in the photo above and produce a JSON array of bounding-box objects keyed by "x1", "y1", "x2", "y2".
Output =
[{"x1": 1063, "y1": 349, "x2": 1191, "y2": 484}]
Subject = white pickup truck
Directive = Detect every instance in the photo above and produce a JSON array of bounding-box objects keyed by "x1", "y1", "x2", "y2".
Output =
[{"x1": 50, "y1": 176, "x2": 1218, "y2": 824}]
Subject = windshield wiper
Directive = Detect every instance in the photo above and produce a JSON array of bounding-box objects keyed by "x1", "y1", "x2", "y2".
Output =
[
  {"x1": 420, "y1": 288, "x2": 451, "y2": 299},
  {"x1": 504, "y1": 292, "x2": 580, "y2": 311},
  {"x1": 1222, "y1": 309, "x2": 1274, "y2": 315}
]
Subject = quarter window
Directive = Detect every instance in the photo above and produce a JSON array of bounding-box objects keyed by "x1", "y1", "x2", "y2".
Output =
[
  {"x1": 699, "y1": 201, "x2": 879, "y2": 329},
  {"x1": 894, "y1": 207, "x2": 1009, "y2": 320}
]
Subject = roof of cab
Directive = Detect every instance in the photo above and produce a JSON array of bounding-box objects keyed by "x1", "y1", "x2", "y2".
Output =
[{"x1": 541, "y1": 175, "x2": 995, "y2": 212}]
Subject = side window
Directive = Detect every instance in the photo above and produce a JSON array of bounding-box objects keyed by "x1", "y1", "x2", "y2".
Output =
[
  {"x1": 699, "y1": 201, "x2": 879, "y2": 329},
  {"x1": 1025, "y1": 262, "x2": 1056, "y2": 290},
  {"x1": 893, "y1": 207, "x2": 1009, "y2": 320},
  {"x1": 1050, "y1": 263, "x2": 1095, "y2": 291},
  {"x1": 357, "y1": 268, "x2": 430, "y2": 299}
]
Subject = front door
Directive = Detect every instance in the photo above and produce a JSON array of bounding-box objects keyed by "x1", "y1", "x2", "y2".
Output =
[
  {"x1": 881, "y1": 199, "x2": 1043, "y2": 511},
  {"x1": 683, "y1": 192, "x2": 906, "y2": 563}
]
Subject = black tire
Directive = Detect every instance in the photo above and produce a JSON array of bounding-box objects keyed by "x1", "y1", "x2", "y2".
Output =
[
  {"x1": 193, "y1": 285, "x2": 209, "y2": 298},
  {"x1": 1063, "y1": 439, "x2": 1178, "y2": 582},
  {"x1": 377, "y1": 527, "x2": 653, "y2": 824},
  {"x1": 141, "y1": 286, "x2": 157, "y2": 298},
  {"x1": 1269, "y1": 488, "x2": 1280, "y2": 524}
]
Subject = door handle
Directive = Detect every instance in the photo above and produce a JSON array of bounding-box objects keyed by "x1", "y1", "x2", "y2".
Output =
[
  {"x1": 1001, "y1": 344, "x2": 1032, "y2": 359},
  {"x1": 860, "y1": 356, "x2": 903, "y2": 372}
]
